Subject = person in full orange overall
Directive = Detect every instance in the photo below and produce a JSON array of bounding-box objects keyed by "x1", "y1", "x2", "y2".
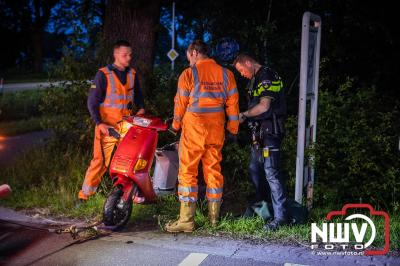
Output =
[
  {"x1": 165, "y1": 40, "x2": 239, "y2": 232},
  {"x1": 78, "y1": 40, "x2": 145, "y2": 202}
]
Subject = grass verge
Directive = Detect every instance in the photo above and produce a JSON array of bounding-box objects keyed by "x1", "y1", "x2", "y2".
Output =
[
  {"x1": 1, "y1": 145, "x2": 94, "y2": 216},
  {"x1": 0, "y1": 90, "x2": 45, "y2": 121},
  {"x1": 0, "y1": 144, "x2": 398, "y2": 253}
]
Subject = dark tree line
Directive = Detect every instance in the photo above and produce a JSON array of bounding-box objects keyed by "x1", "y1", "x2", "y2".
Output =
[
  {"x1": 0, "y1": 0, "x2": 59, "y2": 72},
  {"x1": 1, "y1": 0, "x2": 399, "y2": 100}
]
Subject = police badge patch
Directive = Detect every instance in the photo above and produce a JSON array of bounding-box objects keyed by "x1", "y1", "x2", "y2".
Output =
[{"x1": 261, "y1": 80, "x2": 272, "y2": 87}]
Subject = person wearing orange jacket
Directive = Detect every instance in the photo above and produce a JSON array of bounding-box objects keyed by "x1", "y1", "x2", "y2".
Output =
[
  {"x1": 165, "y1": 40, "x2": 239, "y2": 233},
  {"x1": 78, "y1": 40, "x2": 145, "y2": 202}
]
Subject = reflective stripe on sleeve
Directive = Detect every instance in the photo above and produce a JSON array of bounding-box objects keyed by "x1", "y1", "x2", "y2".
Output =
[
  {"x1": 228, "y1": 115, "x2": 239, "y2": 121},
  {"x1": 187, "y1": 106, "x2": 224, "y2": 113}
]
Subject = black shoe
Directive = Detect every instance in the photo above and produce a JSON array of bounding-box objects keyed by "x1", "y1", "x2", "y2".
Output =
[{"x1": 263, "y1": 219, "x2": 288, "y2": 231}]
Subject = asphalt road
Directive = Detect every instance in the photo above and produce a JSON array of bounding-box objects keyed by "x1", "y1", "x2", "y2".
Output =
[
  {"x1": 0, "y1": 131, "x2": 52, "y2": 166},
  {"x1": 0, "y1": 82, "x2": 60, "y2": 93},
  {"x1": 0, "y1": 81, "x2": 86, "y2": 93},
  {"x1": 1, "y1": 207, "x2": 399, "y2": 266}
]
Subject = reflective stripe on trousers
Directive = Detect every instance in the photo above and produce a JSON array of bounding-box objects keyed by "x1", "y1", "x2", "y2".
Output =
[{"x1": 78, "y1": 121, "x2": 130, "y2": 199}]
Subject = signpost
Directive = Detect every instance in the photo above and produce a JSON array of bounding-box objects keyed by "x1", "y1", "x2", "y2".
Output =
[
  {"x1": 169, "y1": 2, "x2": 179, "y2": 71},
  {"x1": 295, "y1": 12, "x2": 322, "y2": 209},
  {"x1": 167, "y1": 48, "x2": 179, "y2": 62}
]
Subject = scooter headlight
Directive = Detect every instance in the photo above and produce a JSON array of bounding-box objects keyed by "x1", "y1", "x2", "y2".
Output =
[
  {"x1": 133, "y1": 117, "x2": 151, "y2": 127},
  {"x1": 134, "y1": 158, "x2": 148, "y2": 171}
]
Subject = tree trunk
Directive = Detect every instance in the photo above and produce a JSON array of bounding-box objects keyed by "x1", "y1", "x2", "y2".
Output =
[
  {"x1": 32, "y1": 29, "x2": 43, "y2": 73},
  {"x1": 103, "y1": 0, "x2": 162, "y2": 92},
  {"x1": 30, "y1": 0, "x2": 60, "y2": 73}
]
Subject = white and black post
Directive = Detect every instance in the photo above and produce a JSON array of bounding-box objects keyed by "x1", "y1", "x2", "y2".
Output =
[{"x1": 295, "y1": 12, "x2": 322, "y2": 209}]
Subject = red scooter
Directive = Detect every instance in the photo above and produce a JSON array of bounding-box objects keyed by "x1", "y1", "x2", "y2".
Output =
[{"x1": 102, "y1": 115, "x2": 176, "y2": 229}]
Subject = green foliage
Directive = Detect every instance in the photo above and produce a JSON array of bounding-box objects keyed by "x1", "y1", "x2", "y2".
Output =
[
  {"x1": 141, "y1": 64, "x2": 183, "y2": 147},
  {"x1": 39, "y1": 81, "x2": 94, "y2": 148},
  {"x1": 0, "y1": 144, "x2": 92, "y2": 215},
  {"x1": 316, "y1": 81, "x2": 399, "y2": 209},
  {"x1": 48, "y1": 34, "x2": 104, "y2": 82},
  {"x1": 222, "y1": 143, "x2": 250, "y2": 179},
  {"x1": 144, "y1": 64, "x2": 178, "y2": 118},
  {"x1": 281, "y1": 115, "x2": 298, "y2": 195},
  {"x1": 221, "y1": 142, "x2": 253, "y2": 203},
  {"x1": 304, "y1": 80, "x2": 399, "y2": 209},
  {"x1": 51, "y1": 48, "x2": 98, "y2": 81},
  {"x1": 48, "y1": 17, "x2": 103, "y2": 81},
  {"x1": 272, "y1": 79, "x2": 400, "y2": 211},
  {"x1": 0, "y1": 90, "x2": 45, "y2": 121}
]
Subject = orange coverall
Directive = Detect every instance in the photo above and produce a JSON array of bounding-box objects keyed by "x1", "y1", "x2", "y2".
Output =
[
  {"x1": 78, "y1": 66, "x2": 135, "y2": 200},
  {"x1": 172, "y1": 58, "x2": 239, "y2": 202}
]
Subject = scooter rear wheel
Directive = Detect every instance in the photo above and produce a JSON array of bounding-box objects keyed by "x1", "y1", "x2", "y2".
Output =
[{"x1": 103, "y1": 185, "x2": 133, "y2": 229}]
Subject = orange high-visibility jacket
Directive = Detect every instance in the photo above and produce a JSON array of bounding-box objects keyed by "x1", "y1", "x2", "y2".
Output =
[
  {"x1": 98, "y1": 66, "x2": 136, "y2": 127},
  {"x1": 172, "y1": 58, "x2": 239, "y2": 133}
]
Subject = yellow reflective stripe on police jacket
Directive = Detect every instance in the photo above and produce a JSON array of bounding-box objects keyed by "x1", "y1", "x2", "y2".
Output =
[{"x1": 253, "y1": 80, "x2": 283, "y2": 96}]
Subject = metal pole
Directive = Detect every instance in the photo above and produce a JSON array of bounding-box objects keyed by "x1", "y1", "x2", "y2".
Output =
[
  {"x1": 310, "y1": 19, "x2": 321, "y2": 147},
  {"x1": 307, "y1": 17, "x2": 321, "y2": 209},
  {"x1": 171, "y1": 2, "x2": 175, "y2": 71},
  {"x1": 295, "y1": 12, "x2": 321, "y2": 205},
  {"x1": 295, "y1": 12, "x2": 311, "y2": 204}
]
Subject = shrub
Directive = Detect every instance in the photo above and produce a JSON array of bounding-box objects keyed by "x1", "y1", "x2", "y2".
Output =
[
  {"x1": 39, "y1": 81, "x2": 93, "y2": 149},
  {"x1": 280, "y1": 79, "x2": 400, "y2": 210},
  {"x1": 314, "y1": 80, "x2": 399, "y2": 209},
  {"x1": 0, "y1": 90, "x2": 45, "y2": 121}
]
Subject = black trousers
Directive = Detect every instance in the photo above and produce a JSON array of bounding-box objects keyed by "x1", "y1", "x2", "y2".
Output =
[{"x1": 249, "y1": 136, "x2": 288, "y2": 221}]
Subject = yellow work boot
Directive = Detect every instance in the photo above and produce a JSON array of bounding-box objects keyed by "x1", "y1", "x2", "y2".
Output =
[
  {"x1": 165, "y1": 202, "x2": 196, "y2": 233},
  {"x1": 208, "y1": 201, "x2": 221, "y2": 227}
]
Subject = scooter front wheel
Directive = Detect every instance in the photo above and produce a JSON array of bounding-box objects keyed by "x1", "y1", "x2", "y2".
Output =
[{"x1": 103, "y1": 185, "x2": 133, "y2": 229}]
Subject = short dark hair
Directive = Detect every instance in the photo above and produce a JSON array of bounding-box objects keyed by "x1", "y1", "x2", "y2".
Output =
[
  {"x1": 233, "y1": 53, "x2": 258, "y2": 66},
  {"x1": 113, "y1": 40, "x2": 131, "y2": 50},
  {"x1": 187, "y1": 40, "x2": 208, "y2": 55}
]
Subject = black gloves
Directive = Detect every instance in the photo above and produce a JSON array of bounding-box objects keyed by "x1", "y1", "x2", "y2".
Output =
[{"x1": 108, "y1": 128, "x2": 121, "y2": 139}]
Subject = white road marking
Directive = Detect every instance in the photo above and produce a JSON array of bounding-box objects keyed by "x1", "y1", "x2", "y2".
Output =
[
  {"x1": 178, "y1": 253, "x2": 209, "y2": 266},
  {"x1": 284, "y1": 263, "x2": 309, "y2": 266}
]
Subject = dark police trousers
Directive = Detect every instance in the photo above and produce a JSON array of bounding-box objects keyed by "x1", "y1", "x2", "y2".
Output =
[{"x1": 249, "y1": 135, "x2": 287, "y2": 221}]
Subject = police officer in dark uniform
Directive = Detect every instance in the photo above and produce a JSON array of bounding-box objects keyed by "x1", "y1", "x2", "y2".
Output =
[{"x1": 233, "y1": 54, "x2": 288, "y2": 231}]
